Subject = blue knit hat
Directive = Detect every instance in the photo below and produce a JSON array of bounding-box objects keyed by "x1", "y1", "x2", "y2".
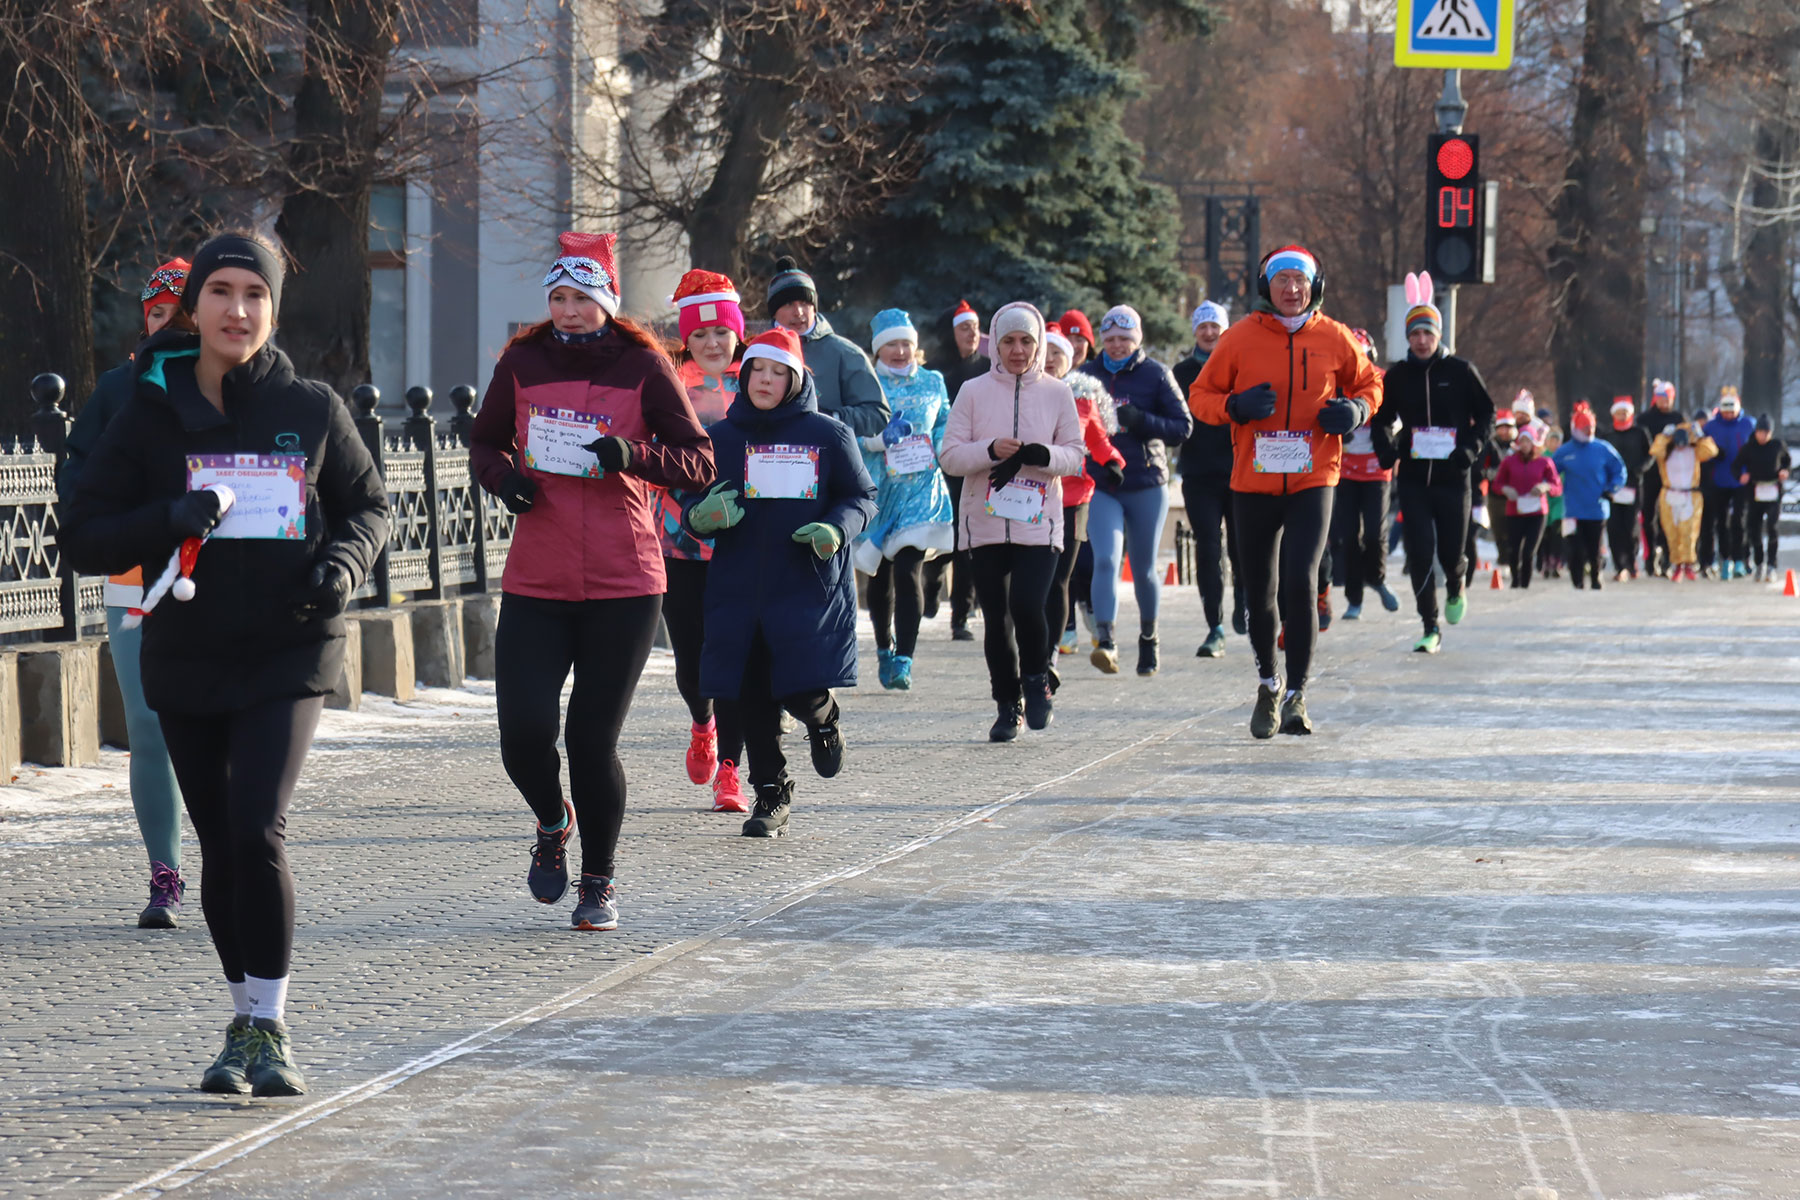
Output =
[{"x1": 870, "y1": 308, "x2": 917, "y2": 353}]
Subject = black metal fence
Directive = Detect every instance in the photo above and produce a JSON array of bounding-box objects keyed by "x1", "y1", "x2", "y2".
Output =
[{"x1": 0, "y1": 374, "x2": 513, "y2": 645}]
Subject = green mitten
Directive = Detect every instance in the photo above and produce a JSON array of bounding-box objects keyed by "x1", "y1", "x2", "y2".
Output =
[
  {"x1": 791, "y1": 521, "x2": 844, "y2": 560},
  {"x1": 689, "y1": 488, "x2": 743, "y2": 533}
]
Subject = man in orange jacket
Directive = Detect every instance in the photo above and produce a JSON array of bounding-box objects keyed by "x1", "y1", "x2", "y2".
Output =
[{"x1": 1189, "y1": 245, "x2": 1383, "y2": 738}]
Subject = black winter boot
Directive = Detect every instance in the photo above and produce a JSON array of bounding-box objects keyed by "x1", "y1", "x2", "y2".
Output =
[
  {"x1": 743, "y1": 779, "x2": 793, "y2": 838},
  {"x1": 1136, "y1": 635, "x2": 1159, "y2": 677},
  {"x1": 989, "y1": 699, "x2": 1023, "y2": 742},
  {"x1": 1022, "y1": 675, "x2": 1053, "y2": 730}
]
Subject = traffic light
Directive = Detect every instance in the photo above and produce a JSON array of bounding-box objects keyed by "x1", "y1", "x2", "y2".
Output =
[{"x1": 1426, "y1": 133, "x2": 1483, "y2": 284}]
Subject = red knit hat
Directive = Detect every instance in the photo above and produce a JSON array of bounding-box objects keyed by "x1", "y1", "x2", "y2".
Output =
[
  {"x1": 1571, "y1": 400, "x2": 1597, "y2": 435},
  {"x1": 542, "y1": 232, "x2": 620, "y2": 316},
  {"x1": 672, "y1": 269, "x2": 744, "y2": 342},
  {"x1": 951, "y1": 300, "x2": 978, "y2": 330},
  {"x1": 1059, "y1": 309, "x2": 1095, "y2": 349},
  {"x1": 140, "y1": 258, "x2": 191, "y2": 323}
]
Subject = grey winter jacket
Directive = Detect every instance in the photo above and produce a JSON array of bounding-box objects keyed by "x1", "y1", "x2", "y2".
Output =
[{"x1": 800, "y1": 315, "x2": 890, "y2": 438}]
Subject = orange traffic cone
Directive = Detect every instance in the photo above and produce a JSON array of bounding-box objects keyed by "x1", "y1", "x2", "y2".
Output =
[
  {"x1": 1785, "y1": 569, "x2": 1797, "y2": 597},
  {"x1": 1490, "y1": 568, "x2": 1502, "y2": 590},
  {"x1": 1164, "y1": 562, "x2": 1178, "y2": 586},
  {"x1": 1121, "y1": 557, "x2": 1133, "y2": 583}
]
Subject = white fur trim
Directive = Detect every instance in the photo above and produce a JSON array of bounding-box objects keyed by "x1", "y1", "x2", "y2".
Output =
[
  {"x1": 951, "y1": 311, "x2": 979, "y2": 328},
  {"x1": 742, "y1": 344, "x2": 803, "y2": 376},
  {"x1": 872, "y1": 322, "x2": 918, "y2": 353},
  {"x1": 676, "y1": 290, "x2": 739, "y2": 308},
  {"x1": 1045, "y1": 328, "x2": 1074, "y2": 360}
]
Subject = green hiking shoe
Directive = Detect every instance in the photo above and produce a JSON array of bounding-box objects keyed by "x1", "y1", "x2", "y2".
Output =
[
  {"x1": 199, "y1": 1016, "x2": 255, "y2": 1095},
  {"x1": 1414, "y1": 629, "x2": 1442, "y2": 654},
  {"x1": 1445, "y1": 594, "x2": 1467, "y2": 625},
  {"x1": 245, "y1": 1018, "x2": 307, "y2": 1097},
  {"x1": 1250, "y1": 684, "x2": 1280, "y2": 740}
]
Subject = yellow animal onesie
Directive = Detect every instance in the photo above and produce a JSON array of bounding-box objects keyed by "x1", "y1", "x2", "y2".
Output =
[{"x1": 1649, "y1": 423, "x2": 1719, "y2": 568}]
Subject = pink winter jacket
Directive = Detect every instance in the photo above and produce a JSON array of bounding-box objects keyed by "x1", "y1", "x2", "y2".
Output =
[{"x1": 938, "y1": 302, "x2": 1086, "y2": 550}]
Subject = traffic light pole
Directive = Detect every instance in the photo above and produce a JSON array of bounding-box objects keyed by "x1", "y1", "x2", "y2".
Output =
[{"x1": 1436, "y1": 69, "x2": 1466, "y2": 353}]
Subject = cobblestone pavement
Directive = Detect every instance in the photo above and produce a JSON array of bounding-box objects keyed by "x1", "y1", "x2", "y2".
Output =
[{"x1": 5, "y1": 574, "x2": 1800, "y2": 1198}]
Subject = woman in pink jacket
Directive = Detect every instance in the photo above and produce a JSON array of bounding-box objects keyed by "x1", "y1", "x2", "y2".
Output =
[
  {"x1": 471, "y1": 232, "x2": 715, "y2": 932},
  {"x1": 939, "y1": 302, "x2": 1086, "y2": 742},
  {"x1": 1493, "y1": 423, "x2": 1562, "y2": 589}
]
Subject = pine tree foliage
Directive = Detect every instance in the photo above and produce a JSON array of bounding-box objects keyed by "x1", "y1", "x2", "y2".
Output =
[{"x1": 820, "y1": 0, "x2": 1209, "y2": 347}]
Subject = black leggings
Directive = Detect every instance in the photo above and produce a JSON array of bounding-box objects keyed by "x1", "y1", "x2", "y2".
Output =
[
  {"x1": 869, "y1": 547, "x2": 927, "y2": 657},
  {"x1": 496, "y1": 591, "x2": 660, "y2": 878},
  {"x1": 1567, "y1": 517, "x2": 1605, "y2": 585},
  {"x1": 1181, "y1": 474, "x2": 1241, "y2": 630},
  {"x1": 1749, "y1": 499, "x2": 1781, "y2": 568},
  {"x1": 970, "y1": 543, "x2": 1059, "y2": 703},
  {"x1": 1701, "y1": 484, "x2": 1749, "y2": 566},
  {"x1": 929, "y1": 485, "x2": 978, "y2": 625},
  {"x1": 1397, "y1": 478, "x2": 1469, "y2": 627},
  {"x1": 737, "y1": 628, "x2": 836, "y2": 788},
  {"x1": 1233, "y1": 487, "x2": 1333, "y2": 692},
  {"x1": 662, "y1": 558, "x2": 744, "y2": 763},
  {"x1": 160, "y1": 696, "x2": 325, "y2": 982},
  {"x1": 1334, "y1": 477, "x2": 1392, "y2": 607},
  {"x1": 1606, "y1": 503, "x2": 1640, "y2": 573},
  {"x1": 1508, "y1": 513, "x2": 1546, "y2": 586},
  {"x1": 1046, "y1": 503, "x2": 1088, "y2": 659}
]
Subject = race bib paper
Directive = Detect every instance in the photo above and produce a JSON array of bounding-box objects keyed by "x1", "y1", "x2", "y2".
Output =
[
  {"x1": 1344, "y1": 426, "x2": 1375, "y2": 456},
  {"x1": 1613, "y1": 486, "x2": 1636, "y2": 504},
  {"x1": 1755, "y1": 482, "x2": 1779, "y2": 502},
  {"x1": 186, "y1": 454, "x2": 305, "y2": 540},
  {"x1": 1515, "y1": 492, "x2": 1543, "y2": 515},
  {"x1": 1562, "y1": 517, "x2": 1577, "y2": 536},
  {"x1": 524, "y1": 406, "x2": 612, "y2": 478},
  {"x1": 1411, "y1": 426, "x2": 1456, "y2": 460},
  {"x1": 744, "y1": 445, "x2": 820, "y2": 500},
  {"x1": 985, "y1": 477, "x2": 1047, "y2": 523},
  {"x1": 1252, "y1": 431, "x2": 1313, "y2": 475},
  {"x1": 885, "y1": 435, "x2": 937, "y2": 476}
]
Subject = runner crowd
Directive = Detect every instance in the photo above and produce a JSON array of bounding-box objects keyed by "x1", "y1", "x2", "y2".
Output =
[{"x1": 57, "y1": 232, "x2": 1792, "y2": 1098}]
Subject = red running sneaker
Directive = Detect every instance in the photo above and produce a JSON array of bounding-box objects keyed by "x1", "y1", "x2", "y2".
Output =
[
  {"x1": 686, "y1": 718, "x2": 718, "y2": 785},
  {"x1": 712, "y1": 760, "x2": 749, "y2": 813}
]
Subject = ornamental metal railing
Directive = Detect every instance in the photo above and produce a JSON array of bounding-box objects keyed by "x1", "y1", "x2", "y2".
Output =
[{"x1": 0, "y1": 374, "x2": 512, "y2": 644}]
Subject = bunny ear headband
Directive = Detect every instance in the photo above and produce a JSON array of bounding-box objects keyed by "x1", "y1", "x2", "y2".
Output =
[{"x1": 1404, "y1": 271, "x2": 1442, "y2": 336}]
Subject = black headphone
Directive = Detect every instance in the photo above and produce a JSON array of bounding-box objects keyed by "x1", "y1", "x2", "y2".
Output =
[{"x1": 1255, "y1": 246, "x2": 1326, "y2": 312}]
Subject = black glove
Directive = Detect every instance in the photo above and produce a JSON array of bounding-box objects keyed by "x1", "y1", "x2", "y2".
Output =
[
  {"x1": 584, "y1": 435, "x2": 631, "y2": 474},
  {"x1": 1226, "y1": 383, "x2": 1277, "y2": 424},
  {"x1": 293, "y1": 560, "x2": 353, "y2": 623},
  {"x1": 1317, "y1": 398, "x2": 1360, "y2": 436},
  {"x1": 498, "y1": 470, "x2": 538, "y2": 514},
  {"x1": 1101, "y1": 460, "x2": 1125, "y2": 488},
  {"x1": 168, "y1": 489, "x2": 226, "y2": 540},
  {"x1": 1016, "y1": 443, "x2": 1051, "y2": 467},
  {"x1": 1116, "y1": 404, "x2": 1145, "y2": 432},
  {"x1": 989, "y1": 456, "x2": 1026, "y2": 492}
]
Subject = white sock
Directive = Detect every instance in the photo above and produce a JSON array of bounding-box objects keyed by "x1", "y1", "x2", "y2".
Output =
[
  {"x1": 1259, "y1": 676, "x2": 1279, "y2": 691},
  {"x1": 227, "y1": 979, "x2": 250, "y2": 1019},
  {"x1": 244, "y1": 974, "x2": 289, "y2": 1023}
]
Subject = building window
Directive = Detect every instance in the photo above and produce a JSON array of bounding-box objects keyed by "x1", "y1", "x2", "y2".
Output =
[
  {"x1": 400, "y1": 0, "x2": 477, "y2": 48},
  {"x1": 369, "y1": 185, "x2": 407, "y2": 409}
]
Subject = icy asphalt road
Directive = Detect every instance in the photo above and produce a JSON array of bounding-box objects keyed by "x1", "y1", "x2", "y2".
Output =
[{"x1": 8, "y1": 572, "x2": 1800, "y2": 1199}]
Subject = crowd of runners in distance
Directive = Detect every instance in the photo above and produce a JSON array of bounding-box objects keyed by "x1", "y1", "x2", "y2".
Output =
[{"x1": 61, "y1": 234, "x2": 1792, "y2": 1098}]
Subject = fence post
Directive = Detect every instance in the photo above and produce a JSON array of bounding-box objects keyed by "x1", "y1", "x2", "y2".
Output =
[
  {"x1": 450, "y1": 385, "x2": 490, "y2": 593},
  {"x1": 406, "y1": 386, "x2": 444, "y2": 601},
  {"x1": 352, "y1": 384, "x2": 392, "y2": 607},
  {"x1": 34, "y1": 374, "x2": 81, "y2": 642}
]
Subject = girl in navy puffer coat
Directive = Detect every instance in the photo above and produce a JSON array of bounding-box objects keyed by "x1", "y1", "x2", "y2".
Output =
[
  {"x1": 685, "y1": 329, "x2": 877, "y2": 838},
  {"x1": 1077, "y1": 304, "x2": 1193, "y2": 676}
]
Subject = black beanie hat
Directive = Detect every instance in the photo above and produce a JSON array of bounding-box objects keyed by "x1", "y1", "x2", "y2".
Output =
[
  {"x1": 765, "y1": 256, "x2": 818, "y2": 317},
  {"x1": 183, "y1": 233, "x2": 284, "y2": 318},
  {"x1": 1757, "y1": 413, "x2": 1774, "y2": 433}
]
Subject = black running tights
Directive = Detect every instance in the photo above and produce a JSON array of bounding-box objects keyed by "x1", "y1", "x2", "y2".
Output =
[
  {"x1": 1181, "y1": 475, "x2": 1242, "y2": 630},
  {"x1": 868, "y1": 547, "x2": 927, "y2": 657},
  {"x1": 738, "y1": 628, "x2": 836, "y2": 788},
  {"x1": 496, "y1": 591, "x2": 660, "y2": 878},
  {"x1": 1045, "y1": 504, "x2": 1087, "y2": 660},
  {"x1": 1567, "y1": 517, "x2": 1605, "y2": 586},
  {"x1": 1508, "y1": 514, "x2": 1546, "y2": 586},
  {"x1": 663, "y1": 558, "x2": 744, "y2": 763},
  {"x1": 161, "y1": 695, "x2": 325, "y2": 982},
  {"x1": 970, "y1": 543, "x2": 1059, "y2": 703},
  {"x1": 1397, "y1": 478, "x2": 1469, "y2": 627},
  {"x1": 1233, "y1": 486, "x2": 1333, "y2": 691},
  {"x1": 1334, "y1": 477, "x2": 1392, "y2": 607}
]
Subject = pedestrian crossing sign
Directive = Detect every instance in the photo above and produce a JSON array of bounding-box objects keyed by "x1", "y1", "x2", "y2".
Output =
[{"x1": 1395, "y1": 0, "x2": 1514, "y2": 69}]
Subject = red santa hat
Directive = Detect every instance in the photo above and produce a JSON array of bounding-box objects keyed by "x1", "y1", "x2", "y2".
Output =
[
  {"x1": 1571, "y1": 400, "x2": 1597, "y2": 435},
  {"x1": 740, "y1": 326, "x2": 806, "y2": 380},
  {"x1": 542, "y1": 232, "x2": 621, "y2": 317},
  {"x1": 951, "y1": 300, "x2": 979, "y2": 330},
  {"x1": 1044, "y1": 321, "x2": 1074, "y2": 362},
  {"x1": 672, "y1": 268, "x2": 744, "y2": 342}
]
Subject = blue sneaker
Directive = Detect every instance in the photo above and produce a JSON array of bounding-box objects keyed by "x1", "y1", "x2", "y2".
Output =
[
  {"x1": 1341, "y1": 603, "x2": 1362, "y2": 621},
  {"x1": 890, "y1": 654, "x2": 913, "y2": 690},
  {"x1": 528, "y1": 800, "x2": 574, "y2": 904},
  {"x1": 571, "y1": 875, "x2": 618, "y2": 931},
  {"x1": 1373, "y1": 582, "x2": 1400, "y2": 612},
  {"x1": 876, "y1": 648, "x2": 898, "y2": 689}
]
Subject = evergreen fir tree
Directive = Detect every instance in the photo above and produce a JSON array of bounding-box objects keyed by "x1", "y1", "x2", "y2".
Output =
[{"x1": 819, "y1": 0, "x2": 1207, "y2": 350}]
